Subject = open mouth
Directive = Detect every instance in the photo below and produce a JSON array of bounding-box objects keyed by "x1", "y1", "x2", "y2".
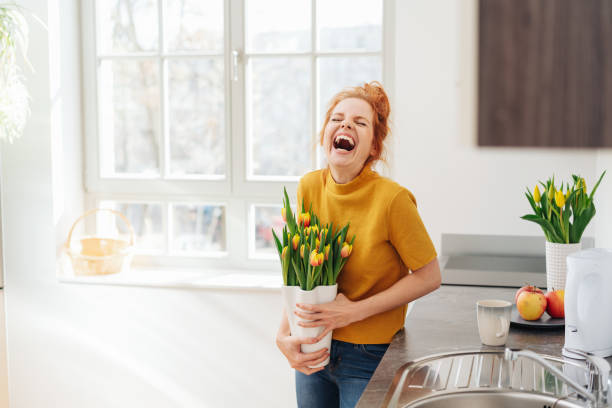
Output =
[{"x1": 333, "y1": 134, "x2": 355, "y2": 152}]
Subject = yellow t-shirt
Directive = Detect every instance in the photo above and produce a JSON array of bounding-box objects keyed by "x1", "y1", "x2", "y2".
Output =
[{"x1": 297, "y1": 165, "x2": 437, "y2": 344}]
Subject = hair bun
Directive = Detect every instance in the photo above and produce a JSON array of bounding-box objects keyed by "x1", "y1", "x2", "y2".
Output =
[{"x1": 363, "y1": 81, "x2": 390, "y2": 122}]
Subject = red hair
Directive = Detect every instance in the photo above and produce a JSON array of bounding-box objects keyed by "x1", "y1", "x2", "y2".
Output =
[{"x1": 319, "y1": 81, "x2": 391, "y2": 166}]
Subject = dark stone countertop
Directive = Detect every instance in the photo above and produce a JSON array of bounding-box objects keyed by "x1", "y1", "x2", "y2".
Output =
[{"x1": 356, "y1": 284, "x2": 612, "y2": 407}]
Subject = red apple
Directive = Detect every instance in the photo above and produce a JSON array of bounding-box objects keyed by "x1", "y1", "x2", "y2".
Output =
[
  {"x1": 545, "y1": 289, "x2": 564, "y2": 318},
  {"x1": 514, "y1": 285, "x2": 544, "y2": 304},
  {"x1": 517, "y1": 291, "x2": 547, "y2": 320}
]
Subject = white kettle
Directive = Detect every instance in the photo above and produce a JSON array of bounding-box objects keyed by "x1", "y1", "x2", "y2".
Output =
[{"x1": 563, "y1": 248, "x2": 612, "y2": 359}]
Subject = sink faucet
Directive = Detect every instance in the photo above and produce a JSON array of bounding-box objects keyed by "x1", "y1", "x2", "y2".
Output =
[{"x1": 504, "y1": 348, "x2": 610, "y2": 408}]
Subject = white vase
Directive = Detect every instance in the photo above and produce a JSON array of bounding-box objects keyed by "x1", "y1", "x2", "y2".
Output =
[
  {"x1": 281, "y1": 284, "x2": 338, "y2": 368},
  {"x1": 545, "y1": 241, "x2": 582, "y2": 292}
]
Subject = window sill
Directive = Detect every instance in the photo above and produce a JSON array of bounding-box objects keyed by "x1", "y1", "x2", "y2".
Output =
[{"x1": 58, "y1": 267, "x2": 283, "y2": 291}]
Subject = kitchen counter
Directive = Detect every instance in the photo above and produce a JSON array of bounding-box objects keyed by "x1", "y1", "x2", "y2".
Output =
[{"x1": 357, "y1": 284, "x2": 612, "y2": 407}]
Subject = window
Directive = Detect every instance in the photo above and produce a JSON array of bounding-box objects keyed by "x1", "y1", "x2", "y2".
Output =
[{"x1": 82, "y1": 0, "x2": 393, "y2": 270}]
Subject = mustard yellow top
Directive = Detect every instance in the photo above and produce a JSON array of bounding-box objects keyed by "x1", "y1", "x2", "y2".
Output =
[{"x1": 297, "y1": 166, "x2": 437, "y2": 344}]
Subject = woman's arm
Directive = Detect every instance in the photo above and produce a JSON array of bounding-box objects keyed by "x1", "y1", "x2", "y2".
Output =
[
  {"x1": 294, "y1": 257, "x2": 441, "y2": 340},
  {"x1": 275, "y1": 309, "x2": 330, "y2": 375}
]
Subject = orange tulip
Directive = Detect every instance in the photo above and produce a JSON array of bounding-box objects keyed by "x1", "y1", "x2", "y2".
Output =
[
  {"x1": 340, "y1": 242, "x2": 352, "y2": 258},
  {"x1": 319, "y1": 228, "x2": 328, "y2": 241},
  {"x1": 292, "y1": 234, "x2": 300, "y2": 250},
  {"x1": 304, "y1": 226, "x2": 311, "y2": 236},
  {"x1": 311, "y1": 224, "x2": 319, "y2": 236},
  {"x1": 310, "y1": 250, "x2": 323, "y2": 267},
  {"x1": 302, "y1": 213, "x2": 311, "y2": 227}
]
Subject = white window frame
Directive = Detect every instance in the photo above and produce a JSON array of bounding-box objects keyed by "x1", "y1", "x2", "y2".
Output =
[{"x1": 81, "y1": 0, "x2": 395, "y2": 271}]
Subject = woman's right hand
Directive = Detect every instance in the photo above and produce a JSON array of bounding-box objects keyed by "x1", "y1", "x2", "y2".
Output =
[{"x1": 275, "y1": 334, "x2": 329, "y2": 375}]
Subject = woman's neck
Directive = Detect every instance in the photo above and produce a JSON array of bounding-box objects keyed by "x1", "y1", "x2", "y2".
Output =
[{"x1": 329, "y1": 165, "x2": 367, "y2": 184}]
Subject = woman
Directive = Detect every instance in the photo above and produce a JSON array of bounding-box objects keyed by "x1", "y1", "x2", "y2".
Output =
[{"x1": 276, "y1": 82, "x2": 441, "y2": 408}]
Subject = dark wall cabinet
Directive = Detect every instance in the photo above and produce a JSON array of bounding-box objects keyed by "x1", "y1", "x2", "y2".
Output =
[{"x1": 478, "y1": 0, "x2": 612, "y2": 147}]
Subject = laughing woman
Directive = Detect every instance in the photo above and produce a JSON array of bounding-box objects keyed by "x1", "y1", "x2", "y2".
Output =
[{"x1": 275, "y1": 82, "x2": 441, "y2": 408}]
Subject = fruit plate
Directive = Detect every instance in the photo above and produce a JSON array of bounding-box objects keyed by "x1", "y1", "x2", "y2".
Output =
[{"x1": 510, "y1": 305, "x2": 564, "y2": 329}]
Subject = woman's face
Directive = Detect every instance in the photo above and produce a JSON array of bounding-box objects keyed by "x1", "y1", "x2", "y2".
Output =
[{"x1": 323, "y1": 97, "x2": 376, "y2": 178}]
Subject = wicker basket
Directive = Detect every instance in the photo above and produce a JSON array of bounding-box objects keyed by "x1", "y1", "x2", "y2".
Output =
[{"x1": 64, "y1": 208, "x2": 135, "y2": 276}]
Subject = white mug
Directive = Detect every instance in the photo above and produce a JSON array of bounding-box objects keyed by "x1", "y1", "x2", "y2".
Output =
[{"x1": 476, "y1": 299, "x2": 511, "y2": 346}]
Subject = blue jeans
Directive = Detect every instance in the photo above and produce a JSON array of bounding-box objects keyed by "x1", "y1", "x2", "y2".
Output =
[{"x1": 295, "y1": 340, "x2": 389, "y2": 408}]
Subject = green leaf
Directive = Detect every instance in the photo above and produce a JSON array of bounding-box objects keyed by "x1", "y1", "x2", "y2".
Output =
[
  {"x1": 521, "y1": 214, "x2": 564, "y2": 243},
  {"x1": 563, "y1": 209, "x2": 570, "y2": 243},
  {"x1": 292, "y1": 259, "x2": 305, "y2": 289},
  {"x1": 283, "y1": 187, "x2": 298, "y2": 235},
  {"x1": 272, "y1": 229, "x2": 283, "y2": 258},
  {"x1": 570, "y1": 204, "x2": 595, "y2": 243},
  {"x1": 588, "y1": 170, "x2": 606, "y2": 202},
  {"x1": 524, "y1": 191, "x2": 540, "y2": 216}
]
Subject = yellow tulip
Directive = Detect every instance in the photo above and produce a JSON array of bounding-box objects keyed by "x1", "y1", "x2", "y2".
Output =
[
  {"x1": 282, "y1": 246, "x2": 288, "y2": 260},
  {"x1": 300, "y1": 244, "x2": 305, "y2": 258},
  {"x1": 324, "y1": 244, "x2": 331, "y2": 261},
  {"x1": 281, "y1": 207, "x2": 286, "y2": 223},
  {"x1": 315, "y1": 238, "x2": 320, "y2": 249},
  {"x1": 533, "y1": 185, "x2": 541, "y2": 203},
  {"x1": 555, "y1": 190, "x2": 566, "y2": 208},
  {"x1": 304, "y1": 226, "x2": 311, "y2": 236},
  {"x1": 547, "y1": 184, "x2": 555, "y2": 201},
  {"x1": 581, "y1": 178, "x2": 587, "y2": 194}
]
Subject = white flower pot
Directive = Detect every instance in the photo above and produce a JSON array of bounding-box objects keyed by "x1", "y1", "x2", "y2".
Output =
[
  {"x1": 281, "y1": 284, "x2": 338, "y2": 368},
  {"x1": 545, "y1": 241, "x2": 582, "y2": 292}
]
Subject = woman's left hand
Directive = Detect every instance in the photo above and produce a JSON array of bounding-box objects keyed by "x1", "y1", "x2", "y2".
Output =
[{"x1": 295, "y1": 293, "x2": 360, "y2": 341}]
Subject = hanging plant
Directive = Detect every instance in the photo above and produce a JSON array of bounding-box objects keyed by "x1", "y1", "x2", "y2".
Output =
[{"x1": 0, "y1": 3, "x2": 40, "y2": 143}]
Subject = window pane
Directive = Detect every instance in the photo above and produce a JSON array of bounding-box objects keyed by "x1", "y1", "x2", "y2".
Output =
[
  {"x1": 253, "y1": 205, "x2": 284, "y2": 256},
  {"x1": 97, "y1": 0, "x2": 158, "y2": 54},
  {"x1": 318, "y1": 56, "x2": 382, "y2": 121},
  {"x1": 317, "y1": 0, "x2": 382, "y2": 52},
  {"x1": 99, "y1": 59, "x2": 160, "y2": 176},
  {"x1": 164, "y1": 0, "x2": 224, "y2": 52},
  {"x1": 246, "y1": 0, "x2": 310, "y2": 53},
  {"x1": 171, "y1": 204, "x2": 226, "y2": 253},
  {"x1": 99, "y1": 202, "x2": 165, "y2": 252},
  {"x1": 248, "y1": 57, "x2": 311, "y2": 177},
  {"x1": 168, "y1": 58, "x2": 225, "y2": 176}
]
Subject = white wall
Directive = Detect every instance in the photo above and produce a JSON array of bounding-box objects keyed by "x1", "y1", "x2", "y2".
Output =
[
  {"x1": 2, "y1": 1, "x2": 610, "y2": 408},
  {"x1": 391, "y1": 0, "x2": 609, "y2": 251}
]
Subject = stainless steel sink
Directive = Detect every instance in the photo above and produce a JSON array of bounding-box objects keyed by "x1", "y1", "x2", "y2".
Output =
[
  {"x1": 383, "y1": 350, "x2": 590, "y2": 408},
  {"x1": 403, "y1": 391, "x2": 582, "y2": 407}
]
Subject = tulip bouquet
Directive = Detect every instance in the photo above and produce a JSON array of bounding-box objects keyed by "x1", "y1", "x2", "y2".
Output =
[
  {"x1": 522, "y1": 172, "x2": 606, "y2": 244},
  {"x1": 272, "y1": 188, "x2": 355, "y2": 291}
]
